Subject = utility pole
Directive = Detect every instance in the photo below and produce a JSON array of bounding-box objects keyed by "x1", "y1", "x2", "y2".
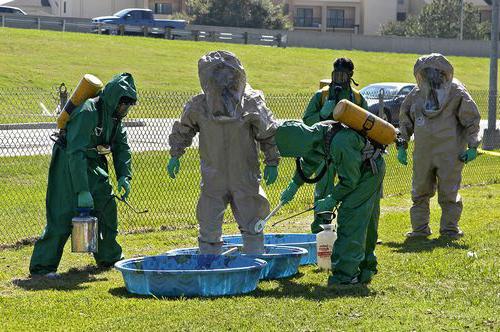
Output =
[
  {"x1": 459, "y1": 0, "x2": 464, "y2": 40},
  {"x1": 484, "y1": 0, "x2": 500, "y2": 150}
]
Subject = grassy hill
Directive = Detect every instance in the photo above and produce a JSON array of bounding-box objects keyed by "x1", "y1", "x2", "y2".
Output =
[{"x1": 0, "y1": 28, "x2": 496, "y2": 93}]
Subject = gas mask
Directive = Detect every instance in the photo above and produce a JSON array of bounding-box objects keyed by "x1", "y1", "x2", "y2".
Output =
[
  {"x1": 114, "y1": 97, "x2": 135, "y2": 120},
  {"x1": 420, "y1": 68, "x2": 448, "y2": 111},
  {"x1": 210, "y1": 65, "x2": 241, "y2": 118},
  {"x1": 332, "y1": 70, "x2": 352, "y2": 91}
]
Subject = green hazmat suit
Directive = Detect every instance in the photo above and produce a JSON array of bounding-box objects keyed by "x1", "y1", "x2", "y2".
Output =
[
  {"x1": 276, "y1": 121, "x2": 385, "y2": 284},
  {"x1": 302, "y1": 86, "x2": 368, "y2": 233},
  {"x1": 29, "y1": 73, "x2": 137, "y2": 275}
]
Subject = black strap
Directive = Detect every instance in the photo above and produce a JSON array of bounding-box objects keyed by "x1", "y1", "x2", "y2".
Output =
[{"x1": 295, "y1": 123, "x2": 342, "y2": 184}]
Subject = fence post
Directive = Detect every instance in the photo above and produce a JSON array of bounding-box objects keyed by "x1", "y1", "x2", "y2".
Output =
[
  {"x1": 165, "y1": 27, "x2": 172, "y2": 39},
  {"x1": 209, "y1": 31, "x2": 216, "y2": 42},
  {"x1": 62, "y1": 19, "x2": 66, "y2": 32},
  {"x1": 37, "y1": 17, "x2": 41, "y2": 30},
  {"x1": 119, "y1": 24, "x2": 125, "y2": 36},
  {"x1": 1, "y1": 15, "x2": 4, "y2": 28},
  {"x1": 58, "y1": 83, "x2": 68, "y2": 112},
  {"x1": 192, "y1": 30, "x2": 199, "y2": 41},
  {"x1": 276, "y1": 33, "x2": 282, "y2": 48},
  {"x1": 243, "y1": 32, "x2": 248, "y2": 44},
  {"x1": 143, "y1": 25, "x2": 148, "y2": 37},
  {"x1": 97, "y1": 23, "x2": 102, "y2": 35}
]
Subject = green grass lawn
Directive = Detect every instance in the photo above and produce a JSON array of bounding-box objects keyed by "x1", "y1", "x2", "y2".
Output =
[
  {"x1": 0, "y1": 184, "x2": 498, "y2": 331},
  {"x1": 1, "y1": 144, "x2": 499, "y2": 246},
  {"x1": 0, "y1": 28, "x2": 498, "y2": 120},
  {"x1": 0, "y1": 28, "x2": 497, "y2": 93}
]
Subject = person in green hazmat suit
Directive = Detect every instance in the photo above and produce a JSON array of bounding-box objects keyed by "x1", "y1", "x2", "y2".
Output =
[
  {"x1": 301, "y1": 57, "x2": 368, "y2": 233},
  {"x1": 397, "y1": 53, "x2": 480, "y2": 238},
  {"x1": 277, "y1": 119, "x2": 385, "y2": 285},
  {"x1": 29, "y1": 73, "x2": 137, "y2": 278},
  {"x1": 167, "y1": 51, "x2": 280, "y2": 254}
]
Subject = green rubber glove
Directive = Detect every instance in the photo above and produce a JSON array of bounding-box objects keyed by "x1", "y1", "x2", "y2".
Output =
[
  {"x1": 167, "y1": 157, "x2": 180, "y2": 179},
  {"x1": 263, "y1": 165, "x2": 278, "y2": 185},
  {"x1": 117, "y1": 176, "x2": 131, "y2": 199},
  {"x1": 397, "y1": 147, "x2": 408, "y2": 166},
  {"x1": 319, "y1": 99, "x2": 336, "y2": 120},
  {"x1": 280, "y1": 180, "x2": 299, "y2": 205},
  {"x1": 459, "y1": 148, "x2": 477, "y2": 164},
  {"x1": 77, "y1": 191, "x2": 94, "y2": 209},
  {"x1": 314, "y1": 195, "x2": 337, "y2": 213}
]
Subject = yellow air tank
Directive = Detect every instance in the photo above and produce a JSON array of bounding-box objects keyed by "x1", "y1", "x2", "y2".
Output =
[
  {"x1": 333, "y1": 99, "x2": 397, "y2": 146},
  {"x1": 56, "y1": 74, "x2": 103, "y2": 129}
]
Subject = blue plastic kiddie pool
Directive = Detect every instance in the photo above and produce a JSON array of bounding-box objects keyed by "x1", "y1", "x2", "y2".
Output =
[
  {"x1": 222, "y1": 233, "x2": 317, "y2": 265},
  {"x1": 167, "y1": 244, "x2": 307, "y2": 280},
  {"x1": 115, "y1": 254, "x2": 266, "y2": 297}
]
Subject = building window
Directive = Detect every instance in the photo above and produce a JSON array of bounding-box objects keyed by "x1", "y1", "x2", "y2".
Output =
[
  {"x1": 63, "y1": 1, "x2": 66, "y2": 14},
  {"x1": 295, "y1": 8, "x2": 315, "y2": 27},
  {"x1": 398, "y1": 0, "x2": 405, "y2": 4},
  {"x1": 155, "y1": 3, "x2": 173, "y2": 15},
  {"x1": 397, "y1": 12, "x2": 406, "y2": 21}
]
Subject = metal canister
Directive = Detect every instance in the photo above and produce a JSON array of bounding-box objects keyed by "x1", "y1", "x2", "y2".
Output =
[{"x1": 71, "y1": 211, "x2": 98, "y2": 253}]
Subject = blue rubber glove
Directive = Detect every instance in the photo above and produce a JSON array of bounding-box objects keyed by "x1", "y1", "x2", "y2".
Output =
[
  {"x1": 314, "y1": 195, "x2": 337, "y2": 213},
  {"x1": 397, "y1": 147, "x2": 408, "y2": 166},
  {"x1": 77, "y1": 191, "x2": 94, "y2": 209},
  {"x1": 280, "y1": 180, "x2": 299, "y2": 205},
  {"x1": 459, "y1": 148, "x2": 477, "y2": 164},
  {"x1": 319, "y1": 100, "x2": 336, "y2": 120},
  {"x1": 117, "y1": 176, "x2": 131, "y2": 199},
  {"x1": 167, "y1": 157, "x2": 180, "y2": 179},
  {"x1": 263, "y1": 165, "x2": 278, "y2": 186}
]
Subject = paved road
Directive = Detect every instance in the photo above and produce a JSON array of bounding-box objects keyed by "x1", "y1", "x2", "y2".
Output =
[{"x1": 0, "y1": 119, "x2": 497, "y2": 157}]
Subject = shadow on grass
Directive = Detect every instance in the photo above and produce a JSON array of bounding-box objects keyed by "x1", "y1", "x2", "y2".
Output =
[
  {"x1": 108, "y1": 271, "x2": 374, "y2": 301},
  {"x1": 383, "y1": 236, "x2": 469, "y2": 253},
  {"x1": 252, "y1": 272, "x2": 375, "y2": 300},
  {"x1": 12, "y1": 265, "x2": 109, "y2": 291}
]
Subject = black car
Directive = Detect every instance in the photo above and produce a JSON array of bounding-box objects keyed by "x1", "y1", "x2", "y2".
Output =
[
  {"x1": 359, "y1": 83, "x2": 416, "y2": 127},
  {"x1": 0, "y1": 6, "x2": 27, "y2": 15}
]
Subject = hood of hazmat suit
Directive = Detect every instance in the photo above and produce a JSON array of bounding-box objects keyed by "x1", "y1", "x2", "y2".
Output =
[
  {"x1": 414, "y1": 53, "x2": 454, "y2": 115},
  {"x1": 169, "y1": 51, "x2": 280, "y2": 254},
  {"x1": 198, "y1": 50, "x2": 247, "y2": 121},
  {"x1": 399, "y1": 54, "x2": 481, "y2": 237},
  {"x1": 29, "y1": 73, "x2": 137, "y2": 275}
]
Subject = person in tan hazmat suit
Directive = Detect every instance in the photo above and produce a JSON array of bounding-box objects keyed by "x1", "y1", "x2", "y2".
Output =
[
  {"x1": 167, "y1": 51, "x2": 280, "y2": 254},
  {"x1": 397, "y1": 53, "x2": 481, "y2": 238}
]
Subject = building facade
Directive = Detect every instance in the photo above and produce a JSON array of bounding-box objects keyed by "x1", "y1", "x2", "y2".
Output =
[{"x1": 3, "y1": 0, "x2": 495, "y2": 35}]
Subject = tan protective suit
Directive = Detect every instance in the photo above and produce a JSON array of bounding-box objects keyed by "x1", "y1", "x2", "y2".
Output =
[
  {"x1": 169, "y1": 51, "x2": 280, "y2": 253},
  {"x1": 399, "y1": 54, "x2": 481, "y2": 237}
]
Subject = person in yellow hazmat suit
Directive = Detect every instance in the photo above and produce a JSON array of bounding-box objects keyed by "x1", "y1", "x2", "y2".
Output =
[{"x1": 167, "y1": 51, "x2": 280, "y2": 254}]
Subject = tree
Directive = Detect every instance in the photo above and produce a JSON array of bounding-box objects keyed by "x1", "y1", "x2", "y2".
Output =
[
  {"x1": 186, "y1": 0, "x2": 290, "y2": 29},
  {"x1": 381, "y1": 0, "x2": 490, "y2": 40}
]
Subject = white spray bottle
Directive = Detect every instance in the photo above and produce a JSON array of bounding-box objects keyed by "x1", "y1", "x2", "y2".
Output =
[{"x1": 316, "y1": 224, "x2": 337, "y2": 270}]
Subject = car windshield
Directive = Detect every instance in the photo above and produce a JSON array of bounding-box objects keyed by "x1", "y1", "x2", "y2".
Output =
[
  {"x1": 360, "y1": 85, "x2": 399, "y2": 99},
  {"x1": 113, "y1": 9, "x2": 130, "y2": 17}
]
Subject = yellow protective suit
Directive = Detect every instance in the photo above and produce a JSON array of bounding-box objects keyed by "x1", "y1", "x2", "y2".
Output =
[{"x1": 399, "y1": 53, "x2": 481, "y2": 237}]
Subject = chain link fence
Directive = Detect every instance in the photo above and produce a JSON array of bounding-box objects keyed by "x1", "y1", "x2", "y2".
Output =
[{"x1": 0, "y1": 88, "x2": 499, "y2": 247}]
